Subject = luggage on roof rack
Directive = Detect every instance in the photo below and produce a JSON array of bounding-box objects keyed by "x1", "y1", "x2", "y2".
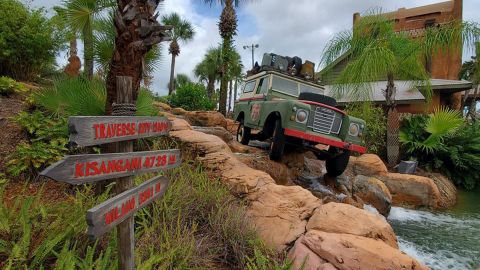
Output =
[{"x1": 261, "y1": 53, "x2": 288, "y2": 72}]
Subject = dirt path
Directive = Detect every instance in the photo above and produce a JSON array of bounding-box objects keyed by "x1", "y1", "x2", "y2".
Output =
[{"x1": 0, "y1": 94, "x2": 26, "y2": 173}]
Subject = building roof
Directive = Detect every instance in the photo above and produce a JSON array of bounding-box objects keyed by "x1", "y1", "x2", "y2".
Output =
[
  {"x1": 382, "y1": 1, "x2": 454, "y2": 19},
  {"x1": 324, "y1": 79, "x2": 472, "y2": 105}
]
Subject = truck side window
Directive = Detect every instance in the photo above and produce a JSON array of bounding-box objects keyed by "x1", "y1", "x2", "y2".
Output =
[
  {"x1": 256, "y1": 77, "x2": 269, "y2": 94},
  {"x1": 243, "y1": 81, "x2": 256, "y2": 93}
]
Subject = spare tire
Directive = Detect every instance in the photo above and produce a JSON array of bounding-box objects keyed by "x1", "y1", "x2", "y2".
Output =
[{"x1": 298, "y1": 92, "x2": 337, "y2": 107}]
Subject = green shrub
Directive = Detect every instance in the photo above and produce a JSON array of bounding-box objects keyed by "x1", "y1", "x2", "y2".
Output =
[
  {"x1": 345, "y1": 102, "x2": 386, "y2": 155},
  {"x1": 6, "y1": 111, "x2": 68, "y2": 178},
  {"x1": 400, "y1": 109, "x2": 480, "y2": 189},
  {"x1": 169, "y1": 82, "x2": 215, "y2": 111},
  {"x1": 0, "y1": 0, "x2": 62, "y2": 80},
  {"x1": 34, "y1": 77, "x2": 157, "y2": 117},
  {"x1": 0, "y1": 76, "x2": 26, "y2": 96}
]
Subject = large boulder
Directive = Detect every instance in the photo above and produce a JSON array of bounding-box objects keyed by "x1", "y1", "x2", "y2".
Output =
[
  {"x1": 289, "y1": 230, "x2": 427, "y2": 270},
  {"x1": 185, "y1": 111, "x2": 227, "y2": 129},
  {"x1": 423, "y1": 171, "x2": 457, "y2": 209},
  {"x1": 225, "y1": 118, "x2": 239, "y2": 134},
  {"x1": 377, "y1": 173, "x2": 441, "y2": 209},
  {"x1": 247, "y1": 183, "x2": 321, "y2": 250},
  {"x1": 306, "y1": 203, "x2": 397, "y2": 248},
  {"x1": 353, "y1": 154, "x2": 388, "y2": 176},
  {"x1": 236, "y1": 153, "x2": 293, "y2": 185},
  {"x1": 154, "y1": 102, "x2": 172, "y2": 112},
  {"x1": 352, "y1": 175, "x2": 392, "y2": 216},
  {"x1": 172, "y1": 107, "x2": 187, "y2": 115}
]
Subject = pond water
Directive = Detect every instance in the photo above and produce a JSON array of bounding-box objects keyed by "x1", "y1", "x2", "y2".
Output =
[{"x1": 387, "y1": 189, "x2": 480, "y2": 270}]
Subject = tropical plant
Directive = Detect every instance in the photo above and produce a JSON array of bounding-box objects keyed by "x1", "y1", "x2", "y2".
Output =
[
  {"x1": 459, "y1": 42, "x2": 479, "y2": 121},
  {"x1": 321, "y1": 9, "x2": 480, "y2": 166},
  {"x1": 161, "y1": 13, "x2": 195, "y2": 95},
  {"x1": 345, "y1": 102, "x2": 386, "y2": 155},
  {"x1": 0, "y1": 77, "x2": 27, "y2": 96},
  {"x1": 226, "y1": 48, "x2": 243, "y2": 112},
  {"x1": 194, "y1": 46, "x2": 223, "y2": 99},
  {"x1": 203, "y1": 0, "x2": 245, "y2": 116},
  {"x1": 400, "y1": 109, "x2": 480, "y2": 189},
  {"x1": 168, "y1": 73, "x2": 193, "y2": 90},
  {"x1": 34, "y1": 77, "x2": 157, "y2": 117},
  {"x1": 0, "y1": 0, "x2": 62, "y2": 80},
  {"x1": 55, "y1": 0, "x2": 115, "y2": 79},
  {"x1": 169, "y1": 82, "x2": 215, "y2": 111},
  {"x1": 105, "y1": 1, "x2": 170, "y2": 115}
]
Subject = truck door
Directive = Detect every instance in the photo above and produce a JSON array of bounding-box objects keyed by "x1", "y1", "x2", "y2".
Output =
[{"x1": 247, "y1": 76, "x2": 269, "y2": 128}]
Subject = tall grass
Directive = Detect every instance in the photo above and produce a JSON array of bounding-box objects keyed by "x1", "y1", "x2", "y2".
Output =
[{"x1": 1, "y1": 161, "x2": 291, "y2": 269}]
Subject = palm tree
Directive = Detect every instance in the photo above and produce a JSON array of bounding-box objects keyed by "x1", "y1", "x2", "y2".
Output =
[
  {"x1": 226, "y1": 49, "x2": 243, "y2": 112},
  {"x1": 321, "y1": 10, "x2": 480, "y2": 166},
  {"x1": 194, "y1": 46, "x2": 222, "y2": 99},
  {"x1": 161, "y1": 13, "x2": 195, "y2": 95},
  {"x1": 55, "y1": 0, "x2": 114, "y2": 79},
  {"x1": 203, "y1": 0, "x2": 243, "y2": 115},
  {"x1": 460, "y1": 43, "x2": 480, "y2": 121},
  {"x1": 104, "y1": 1, "x2": 171, "y2": 115}
]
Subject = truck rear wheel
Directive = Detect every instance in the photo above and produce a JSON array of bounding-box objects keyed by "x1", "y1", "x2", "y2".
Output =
[
  {"x1": 325, "y1": 147, "x2": 350, "y2": 177},
  {"x1": 269, "y1": 119, "x2": 285, "y2": 161},
  {"x1": 237, "y1": 121, "x2": 251, "y2": 145}
]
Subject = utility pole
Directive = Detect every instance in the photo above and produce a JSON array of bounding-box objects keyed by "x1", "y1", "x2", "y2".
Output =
[{"x1": 243, "y1": 44, "x2": 259, "y2": 69}]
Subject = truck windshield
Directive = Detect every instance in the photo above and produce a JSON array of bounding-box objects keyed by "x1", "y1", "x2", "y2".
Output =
[
  {"x1": 242, "y1": 81, "x2": 256, "y2": 93},
  {"x1": 271, "y1": 76, "x2": 298, "y2": 96},
  {"x1": 299, "y1": 84, "x2": 322, "y2": 94}
]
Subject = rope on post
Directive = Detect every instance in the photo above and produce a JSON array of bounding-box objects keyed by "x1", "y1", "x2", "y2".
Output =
[{"x1": 112, "y1": 103, "x2": 137, "y2": 116}]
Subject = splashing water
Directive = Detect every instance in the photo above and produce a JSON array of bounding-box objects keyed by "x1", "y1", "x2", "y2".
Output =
[{"x1": 388, "y1": 205, "x2": 480, "y2": 270}]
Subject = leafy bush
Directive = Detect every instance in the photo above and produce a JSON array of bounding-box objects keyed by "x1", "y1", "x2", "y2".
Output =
[
  {"x1": 169, "y1": 82, "x2": 215, "y2": 111},
  {"x1": 6, "y1": 111, "x2": 68, "y2": 178},
  {"x1": 0, "y1": 76, "x2": 26, "y2": 96},
  {"x1": 34, "y1": 77, "x2": 157, "y2": 117},
  {"x1": 345, "y1": 102, "x2": 387, "y2": 155},
  {"x1": 400, "y1": 109, "x2": 480, "y2": 189},
  {"x1": 0, "y1": 0, "x2": 62, "y2": 80}
]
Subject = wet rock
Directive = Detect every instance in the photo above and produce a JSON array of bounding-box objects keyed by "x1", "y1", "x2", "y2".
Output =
[
  {"x1": 420, "y1": 170, "x2": 457, "y2": 209},
  {"x1": 185, "y1": 111, "x2": 227, "y2": 128},
  {"x1": 292, "y1": 230, "x2": 427, "y2": 270},
  {"x1": 353, "y1": 154, "x2": 388, "y2": 176},
  {"x1": 377, "y1": 173, "x2": 441, "y2": 209},
  {"x1": 306, "y1": 202, "x2": 398, "y2": 248},
  {"x1": 352, "y1": 175, "x2": 392, "y2": 216}
]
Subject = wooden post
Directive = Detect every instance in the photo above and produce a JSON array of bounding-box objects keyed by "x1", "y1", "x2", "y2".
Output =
[{"x1": 115, "y1": 76, "x2": 135, "y2": 270}]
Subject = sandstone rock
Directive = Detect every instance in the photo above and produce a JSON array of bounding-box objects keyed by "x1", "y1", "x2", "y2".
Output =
[
  {"x1": 170, "y1": 118, "x2": 192, "y2": 131},
  {"x1": 353, "y1": 154, "x2": 388, "y2": 176},
  {"x1": 226, "y1": 118, "x2": 239, "y2": 134},
  {"x1": 299, "y1": 230, "x2": 427, "y2": 270},
  {"x1": 154, "y1": 102, "x2": 172, "y2": 111},
  {"x1": 423, "y1": 171, "x2": 457, "y2": 209},
  {"x1": 185, "y1": 111, "x2": 227, "y2": 128},
  {"x1": 172, "y1": 107, "x2": 187, "y2": 115},
  {"x1": 247, "y1": 183, "x2": 321, "y2": 250},
  {"x1": 227, "y1": 140, "x2": 262, "y2": 154},
  {"x1": 377, "y1": 173, "x2": 441, "y2": 209},
  {"x1": 159, "y1": 111, "x2": 176, "y2": 119},
  {"x1": 288, "y1": 236, "x2": 334, "y2": 270},
  {"x1": 192, "y1": 126, "x2": 233, "y2": 143},
  {"x1": 237, "y1": 153, "x2": 293, "y2": 185},
  {"x1": 306, "y1": 203, "x2": 397, "y2": 248},
  {"x1": 352, "y1": 175, "x2": 392, "y2": 216}
]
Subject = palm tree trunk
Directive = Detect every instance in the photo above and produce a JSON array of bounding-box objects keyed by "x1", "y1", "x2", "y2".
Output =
[
  {"x1": 228, "y1": 80, "x2": 233, "y2": 113},
  {"x1": 219, "y1": 39, "x2": 230, "y2": 116},
  {"x1": 169, "y1": 54, "x2": 176, "y2": 95},
  {"x1": 385, "y1": 72, "x2": 399, "y2": 167},
  {"x1": 233, "y1": 79, "x2": 238, "y2": 108},
  {"x1": 207, "y1": 74, "x2": 215, "y2": 99},
  {"x1": 467, "y1": 85, "x2": 479, "y2": 121},
  {"x1": 105, "y1": 0, "x2": 170, "y2": 115},
  {"x1": 69, "y1": 37, "x2": 77, "y2": 57},
  {"x1": 83, "y1": 24, "x2": 94, "y2": 79}
]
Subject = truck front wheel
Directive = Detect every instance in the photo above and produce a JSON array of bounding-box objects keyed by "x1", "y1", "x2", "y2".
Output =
[
  {"x1": 237, "y1": 121, "x2": 251, "y2": 145},
  {"x1": 269, "y1": 119, "x2": 285, "y2": 161},
  {"x1": 325, "y1": 147, "x2": 350, "y2": 177}
]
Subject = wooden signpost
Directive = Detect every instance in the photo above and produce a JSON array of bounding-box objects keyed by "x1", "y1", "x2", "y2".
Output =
[
  {"x1": 86, "y1": 175, "x2": 169, "y2": 238},
  {"x1": 40, "y1": 149, "x2": 181, "y2": 185},
  {"x1": 68, "y1": 116, "x2": 171, "y2": 147},
  {"x1": 40, "y1": 75, "x2": 181, "y2": 270}
]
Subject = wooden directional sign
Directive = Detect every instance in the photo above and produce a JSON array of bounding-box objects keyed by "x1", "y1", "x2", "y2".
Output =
[
  {"x1": 68, "y1": 116, "x2": 172, "y2": 147},
  {"x1": 40, "y1": 149, "x2": 181, "y2": 185},
  {"x1": 86, "y1": 175, "x2": 169, "y2": 238}
]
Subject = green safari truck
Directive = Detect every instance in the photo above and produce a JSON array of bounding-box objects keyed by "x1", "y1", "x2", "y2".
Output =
[{"x1": 233, "y1": 70, "x2": 367, "y2": 177}]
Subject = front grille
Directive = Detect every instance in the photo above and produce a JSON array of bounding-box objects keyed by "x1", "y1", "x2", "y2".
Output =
[{"x1": 307, "y1": 106, "x2": 343, "y2": 135}]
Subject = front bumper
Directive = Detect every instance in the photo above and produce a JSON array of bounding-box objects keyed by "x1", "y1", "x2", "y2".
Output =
[{"x1": 284, "y1": 128, "x2": 367, "y2": 154}]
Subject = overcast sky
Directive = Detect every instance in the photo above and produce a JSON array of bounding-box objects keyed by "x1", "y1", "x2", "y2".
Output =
[{"x1": 30, "y1": 0, "x2": 480, "y2": 96}]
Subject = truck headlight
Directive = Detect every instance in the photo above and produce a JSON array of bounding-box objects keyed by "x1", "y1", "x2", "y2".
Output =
[
  {"x1": 349, "y1": 123, "x2": 360, "y2": 137},
  {"x1": 295, "y1": 109, "x2": 308, "y2": 124}
]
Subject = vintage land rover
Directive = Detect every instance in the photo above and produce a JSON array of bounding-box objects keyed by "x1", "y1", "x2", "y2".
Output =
[{"x1": 233, "y1": 70, "x2": 367, "y2": 176}]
